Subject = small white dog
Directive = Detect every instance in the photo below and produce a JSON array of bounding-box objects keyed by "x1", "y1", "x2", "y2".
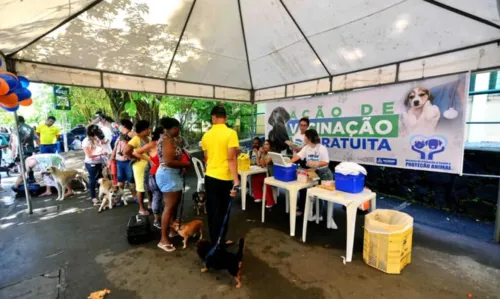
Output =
[
  {"x1": 402, "y1": 87, "x2": 441, "y2": 134},
  {"x1": 45, "y1": 166, "x2": 89, "y2": 201}
]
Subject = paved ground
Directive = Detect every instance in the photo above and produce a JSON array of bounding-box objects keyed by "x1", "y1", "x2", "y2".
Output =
[{"x1": 0, "y1": 151, "x2": 499, "y2": 299}]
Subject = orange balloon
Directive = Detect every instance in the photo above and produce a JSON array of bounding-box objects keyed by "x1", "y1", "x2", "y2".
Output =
[
  {"x1": 19, "y1": 98, "x2": 32, "y2": 106},
  {"x1": 0, "y1": 93, "x2": 18, "y2": 108},
  {"x1": 0, "y1": 78, "x2": 9, "y2": 96}
]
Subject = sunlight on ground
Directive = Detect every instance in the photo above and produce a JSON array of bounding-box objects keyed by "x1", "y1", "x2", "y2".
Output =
[{"x1": 1, "y1": 204, "x2": 94, "y2": 229}]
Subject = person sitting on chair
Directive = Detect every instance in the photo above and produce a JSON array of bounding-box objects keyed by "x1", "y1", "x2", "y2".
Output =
[
  {"x1": 251, "y1": 140, "x2": 274, "y2": 208},
  {"x1": 12, "y1": 154, "x2": 72, "y2": 197}
]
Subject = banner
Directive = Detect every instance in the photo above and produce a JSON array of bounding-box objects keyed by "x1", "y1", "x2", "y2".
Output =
[
  {"x1": 53, "y1": 86, "x2": 71, "y2": 110},
  {"x1": 265, "y1": 73, "x2": 469, "y2": 174}
]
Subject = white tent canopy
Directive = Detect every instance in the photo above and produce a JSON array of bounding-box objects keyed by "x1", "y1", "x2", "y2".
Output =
[{"x1": 1, "y1": 0, "x2": 500, "y2": 102}]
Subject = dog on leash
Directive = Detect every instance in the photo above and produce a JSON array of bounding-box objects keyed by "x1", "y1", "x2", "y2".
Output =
[
  {"x1": 45, "y1": 166, "x2": 89, "y2": 201},
  {"x1": 171, "y1": 219, "x2": 203, "y2": 249},
  {"x1": 97, "y1": 178, "x2": 125, "y2": 212},
  {"x1": 192, "y1": 191, "x2": 207, "y2": 216},
  {"x1": 197, "y1": 238, "x2": 245, "y2": 288}
]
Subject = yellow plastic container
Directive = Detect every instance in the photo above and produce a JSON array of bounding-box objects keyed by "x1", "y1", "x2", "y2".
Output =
[
  {"x1": 237, "y1": 153, "x2": 251, "y2": 171},
  {"x1": 363, "y1": 209, "x2": 413, "y2": 274}
]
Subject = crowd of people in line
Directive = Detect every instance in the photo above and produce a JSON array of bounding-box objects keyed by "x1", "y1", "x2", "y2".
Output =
[
  {"x1": 76, "y1": 106, "x2": 242, "y2": 252},
  {"x1": 5, "y1": 108, "x2": 333, "y2": 252}
]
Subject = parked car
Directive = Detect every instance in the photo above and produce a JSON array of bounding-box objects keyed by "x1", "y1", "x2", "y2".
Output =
[
  {"x1": 69, "y1": 125, "x2": 86, "y2": 141},
  {"x1": 58, "y1": 125, "x2": 119, "y2": 151}
]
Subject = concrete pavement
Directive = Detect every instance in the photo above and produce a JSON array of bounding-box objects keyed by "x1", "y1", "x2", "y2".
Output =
[{"x1": 0, "y1": 151, "x2": 499, "y2": 299}]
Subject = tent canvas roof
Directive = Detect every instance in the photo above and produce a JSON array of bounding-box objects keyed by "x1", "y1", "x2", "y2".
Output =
[{"x1": 1, "y1": 0, "x2": 500, "y2": 102}]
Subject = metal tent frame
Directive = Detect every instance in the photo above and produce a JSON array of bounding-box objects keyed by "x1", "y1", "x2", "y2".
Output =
[{"x1": 1, "y1": 0, "x2": 500, "y2": 241}]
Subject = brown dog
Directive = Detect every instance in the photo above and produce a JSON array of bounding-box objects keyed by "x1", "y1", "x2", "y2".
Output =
[
  {"x1": 171, "y1": 219, "x2": 203, "y2": 249},
  {"x1": 45, "y1": 166, "x2": 89, "y2": 201},
  {"x1": 97, "y1": 178, "x2": 125, "y2": 212}
]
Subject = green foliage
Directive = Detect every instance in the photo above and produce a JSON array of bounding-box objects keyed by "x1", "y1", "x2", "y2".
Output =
[
  {"x1": 1, "y1": 82, "x2": 255, "y2": 144},
  {"x1": 124, "y1": 101, "x2": 137, "y2": 117}
]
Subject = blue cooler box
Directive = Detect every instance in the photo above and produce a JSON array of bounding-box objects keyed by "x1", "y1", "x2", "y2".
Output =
[
  {"x1": 274, "y1": 164, "x2": 297, "y2": 182},
  {"x1": 335, "y1": 172, "x2": 365, "y2": 193}
]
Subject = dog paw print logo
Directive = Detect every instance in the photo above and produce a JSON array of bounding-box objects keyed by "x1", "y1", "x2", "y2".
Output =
[{"x1": 410, "y1": 135, "x2": 447, "y2": 160}]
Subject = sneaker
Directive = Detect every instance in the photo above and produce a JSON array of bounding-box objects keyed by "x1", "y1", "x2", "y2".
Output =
[
  {"x1": 254, "y1": 199, "x2": 262, "y2": 203},
  {"x1": 153, "y1": 221, "x2": 161, "y2": 229}
]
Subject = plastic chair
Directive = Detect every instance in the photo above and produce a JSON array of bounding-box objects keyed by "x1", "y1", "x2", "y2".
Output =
[{"x1": 192, "y1": 157, "x2": 205, "y2": 192}]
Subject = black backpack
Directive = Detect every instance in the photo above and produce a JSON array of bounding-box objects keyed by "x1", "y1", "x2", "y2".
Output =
[{"x1": 126, "y1": 214, "x2": 152, "y2": 244}]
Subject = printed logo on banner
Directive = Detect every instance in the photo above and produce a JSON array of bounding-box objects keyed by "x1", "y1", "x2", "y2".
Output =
[
  {"x1": 405, "y1": 135, "x2": 451, "y2": 171},
  {"x1": 376, "y1": 157, "x2": 398, "y2": 165}
]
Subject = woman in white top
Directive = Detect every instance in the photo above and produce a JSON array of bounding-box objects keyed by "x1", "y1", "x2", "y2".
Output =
[
  {"x1": 82, "y1": 125, "x2": 108, "y2": 204},
  {"x1": 290, "y1": 129, "x2": 333, "y2": 216}
]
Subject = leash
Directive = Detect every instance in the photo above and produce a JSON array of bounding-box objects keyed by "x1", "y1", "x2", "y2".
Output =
[
  {"x1": 204, "y1": 185, "x2": 239, "y2": 261},
  {"x1": 176, "y1": 173, "x2": 187, "y2": 229},
  {"x1": 176, "y1": 149, "x2": 191, "y2": 229}
]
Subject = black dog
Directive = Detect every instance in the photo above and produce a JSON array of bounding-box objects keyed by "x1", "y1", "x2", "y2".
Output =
[
  {"x1": 197, "y1": 238, "x2": 245, "y2": 288},
  {"x1": 267, "y1": 106, "x2": 291, "y2": 152},
  {"x1": 192, "y1": 191, "x2": 206, "y2": 215}
]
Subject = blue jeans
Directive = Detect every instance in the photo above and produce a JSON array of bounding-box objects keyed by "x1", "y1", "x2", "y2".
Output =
[
  {"x1": 155, "y1": 167, "x2": 182, "y2": 192},
  {"x1": 148, "y1": 174, "x2": 163, "y2": 214},
  {"x1": 40, "y1": 144, "x2": 57, "y2": 154},
  {"x1": 116, "y1": 160, "x2": 134, "y2": 183},
  {"x1": 85, "y1": 163, "x2": 103, "y2": 199}
]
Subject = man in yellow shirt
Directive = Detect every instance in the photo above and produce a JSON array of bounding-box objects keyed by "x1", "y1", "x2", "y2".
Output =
[
  {"x1": 36, "y1": 116, "x2": 61, "y2": 154},
  {"x1": 201, "y1": 106, "x2": 240, "y2": 246}
]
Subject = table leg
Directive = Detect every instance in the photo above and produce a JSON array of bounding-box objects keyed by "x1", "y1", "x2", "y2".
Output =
[
  {"x1": 345, "y1": 204, "x2": 358, "y2": 262},
  {"x1": 285, "y1": 190, "x2": 289, "y2": 214},
  {"x1": 316, "y1": 197, "x2": 320, "y2": 224},
  {"x1": 241, "y1": 174, "x2": 248, "y2": 211},
  {"x1": 261, "y1": 182, "x2": 267, "y2": 223},
  {"x1": 289, "y1": 191, "x2": 298, "y2": 236},
  {"x1": 248, "y1": 174, "x2": 253, "y2": 197},
  {"x1": 370, "y1": 194, "x2": 377, "y2": 211},
  {"x1": 302, "y1": 192, "x2": 311, "y2": 242}
]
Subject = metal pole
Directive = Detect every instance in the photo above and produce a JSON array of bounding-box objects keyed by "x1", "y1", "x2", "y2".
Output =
[
  {"x1": 13, "y1": 112, "x2": 32, "y2": 214},
  {"x1": 250, "y1": 91, "x2": 255, "y2": 139},
  {"x1": 251, "y1": 103, "x2": 255, "y2": 139},
  {"x1": 495, "y1": 178, "x2": 500, "y2": 243},
  {"x1": 62, "y1": 112, "x2": 68, "y2": 152}
]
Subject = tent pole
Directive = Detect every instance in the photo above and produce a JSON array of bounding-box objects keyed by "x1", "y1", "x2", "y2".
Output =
[
  {"x1": 251, "y1": 104, "x2": 255, "y2": 139},
  {"x1": 250, "y1": 91, "x2": 255, "y2": 139},
  {"x1": 13, "y1": 112, "x2": 33, "y2": 214},
  {"x1": 495, "y1": 178, "x2": 500, "y2": 243}
]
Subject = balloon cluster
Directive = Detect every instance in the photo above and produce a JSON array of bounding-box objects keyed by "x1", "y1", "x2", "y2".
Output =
[{"x1": 0, "y1": 62, "x2": 32, "y2": 112}]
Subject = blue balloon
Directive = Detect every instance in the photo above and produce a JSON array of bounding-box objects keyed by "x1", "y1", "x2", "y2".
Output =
[
  {"x1": 0, "y1": 73, "x2": 18, "y2": 90},
  {"x1": 18, "y1": 76, "x2": 30, "y2": 88},
  {"x1": 1, "y1": 104, "x2": 19, "y2": 112},
  {"x1": 14, "y1": 88, "x2": 31, "y2": 101}
]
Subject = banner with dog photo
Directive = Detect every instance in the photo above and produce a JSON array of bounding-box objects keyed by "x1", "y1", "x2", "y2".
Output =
[{"x1": 265, "y1": 73, "x2": 469, "y2": 174}]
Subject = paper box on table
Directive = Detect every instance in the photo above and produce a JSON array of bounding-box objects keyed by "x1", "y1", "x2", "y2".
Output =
[{"x1": 237, "y1": 153, "x2": 250, "y2": 171}]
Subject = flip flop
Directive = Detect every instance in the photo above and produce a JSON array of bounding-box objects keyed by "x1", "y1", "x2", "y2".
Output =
[{"x1": 157, "y1": 243, "x2": 176, "y2": 252}]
